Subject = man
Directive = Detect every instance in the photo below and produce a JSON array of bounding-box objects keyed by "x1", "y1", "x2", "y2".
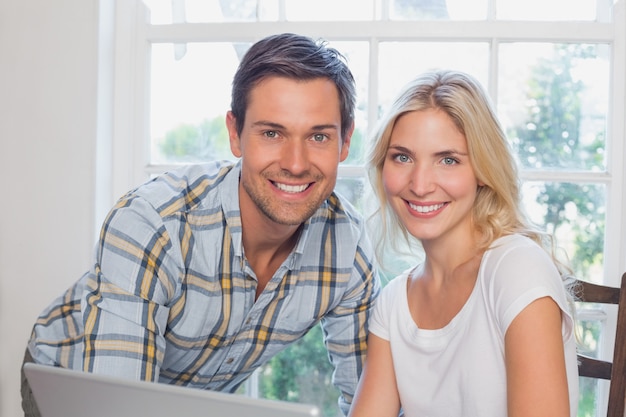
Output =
[{"x1": 21, "y1": 33, "x2": 380, "y2": 417}]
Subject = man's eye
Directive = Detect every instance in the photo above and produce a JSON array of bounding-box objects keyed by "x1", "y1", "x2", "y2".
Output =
[
  {"x1": 264, "y1": 131, "x2": 277, "y2": 138},
  {"x1": 312, "y1": 133, "x2": 327, "y2": 142}
]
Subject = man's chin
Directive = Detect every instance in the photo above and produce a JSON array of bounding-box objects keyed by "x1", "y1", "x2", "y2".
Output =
[
  {"x1": 266, "y1": 213, "x2": 311, "y2": 226},
  {"x1": 264, "y1": 205, "x2": 320, "y2": 226}
]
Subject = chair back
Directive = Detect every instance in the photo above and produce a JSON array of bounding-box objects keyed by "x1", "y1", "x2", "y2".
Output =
[{"x1": 575, "y1": 272, "x2": 626, "y2": 417}]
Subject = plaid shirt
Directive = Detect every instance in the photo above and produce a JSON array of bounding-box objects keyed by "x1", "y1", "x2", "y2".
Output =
[{"x1": 28, "y1": 160, "x2": 380, "y2": 414}]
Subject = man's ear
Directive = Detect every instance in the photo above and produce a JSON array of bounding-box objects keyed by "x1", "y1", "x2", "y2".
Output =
[
  {"x1": 226, "y1": 111, "x2": 242, "y2": 158},
  {"x1": 339, "y1": 121, "x2": 355, "y2": 162}
]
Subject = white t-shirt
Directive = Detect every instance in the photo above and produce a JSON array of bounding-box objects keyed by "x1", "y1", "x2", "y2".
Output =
[{"x1": 369, "y1": 234, "x2": 579, "y2": 417}]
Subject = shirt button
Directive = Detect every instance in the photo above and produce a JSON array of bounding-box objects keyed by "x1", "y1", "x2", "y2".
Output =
[{"x1": 225, "y1": 358, "x2": 234, "y2": 364}]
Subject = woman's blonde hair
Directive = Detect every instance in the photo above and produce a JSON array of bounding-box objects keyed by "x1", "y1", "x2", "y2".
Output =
[{"x1": 367, "y1": 69, "x2": 571, "y2": 277}]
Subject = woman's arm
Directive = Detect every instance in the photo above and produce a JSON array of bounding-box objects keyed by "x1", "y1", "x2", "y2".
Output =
[
  {"x1": 348, "y1": 333, "x2": 401, "y2": 417},
  {"x1": 505, "y1": 296, "x2": 570, "y2": 417}
]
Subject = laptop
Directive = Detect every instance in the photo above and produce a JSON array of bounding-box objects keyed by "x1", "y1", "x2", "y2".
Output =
[{"x1": 23, "y1": 362, "x2": 321, "y2": 417}]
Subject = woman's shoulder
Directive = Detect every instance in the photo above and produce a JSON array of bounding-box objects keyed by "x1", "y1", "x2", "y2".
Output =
[
  {"x1": 485, "y1": 234, "x2": 547, "y2": 262},
  {"x1": 481, "y1": 233, "x2": 559, "y2": 287},
  {"x1": 489, "y1": 233, "x2": 537, "y2": 248}
]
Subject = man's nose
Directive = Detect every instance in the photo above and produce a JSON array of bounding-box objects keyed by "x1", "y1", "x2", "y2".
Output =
[{"x1": 280, "y1": 139, "x2": 311, "y2": 175}]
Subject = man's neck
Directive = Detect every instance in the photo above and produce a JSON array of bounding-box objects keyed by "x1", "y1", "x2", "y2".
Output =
[
  {"x1": 243, "y1": 226, "x2": 301, "y2": 300},
  {"x1": 238, "y1": 190, "x2": 303, "y2": 298}
]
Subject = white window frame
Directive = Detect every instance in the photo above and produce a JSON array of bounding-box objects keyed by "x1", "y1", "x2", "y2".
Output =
[{"x1": 102, "y1": 0, "x2": 626, "y2": 413}]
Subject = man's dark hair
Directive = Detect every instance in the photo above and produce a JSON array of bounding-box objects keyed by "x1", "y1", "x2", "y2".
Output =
[{"x1": 230, "y1": 33, "x2": 356, "y2": 140}]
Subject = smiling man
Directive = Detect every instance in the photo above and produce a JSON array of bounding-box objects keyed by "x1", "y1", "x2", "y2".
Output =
[{"x1": 22, "y1": 33, "x2": 380, "y2": 417}]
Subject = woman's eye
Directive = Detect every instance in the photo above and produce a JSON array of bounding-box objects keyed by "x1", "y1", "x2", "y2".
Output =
[
  {"x1": 442, "y1": 157, "x2": 457, "y2": 165},
  {"x1": 396, "y1": 154, "x2": 410, "y2": 163}
]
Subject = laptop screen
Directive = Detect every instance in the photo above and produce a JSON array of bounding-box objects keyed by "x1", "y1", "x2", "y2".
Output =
[{"x1": 24, "y1": 362, "x2": 321, "y2": 417}]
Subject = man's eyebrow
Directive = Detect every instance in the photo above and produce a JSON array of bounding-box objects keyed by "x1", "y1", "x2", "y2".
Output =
[
  {"x1": 310, "y1": 124, "x2": 340, "y2": 131},
  {"x1": 250, "y1": 121, "x2": 339, "y2": 131},
  {"x1": 251, "y1": 120, "x2": 285, "y2": 130}
]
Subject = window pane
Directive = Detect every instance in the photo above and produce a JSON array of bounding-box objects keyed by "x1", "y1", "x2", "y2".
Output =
[
  {"x1": 327, "y1": 41, "x2": 369, "y2": 165},
  {"x1": 378, "y1": 42, "x2": 489, "y2": 113},
  {"x1": 390, "y1": 0, "x2": 487, "y2": 20},
  {"x1": 521, "y1": 181, "x2": 606, "y2": 282},
  {"x1": 498, "y1": 43, "x2": 609, "y2": 172},
  {"x1": 497, "y1": 0, "x2": 604, "y2": 21},
  {"x1": 257, "y1": 324, "x2": 341, "y2": 417},
  {"x1": 335, "y1": 177, "x2": 368, "y2": 212},
  {"x1": 142, "y1": 0, "x2": 278, "y2": 24},
  {"x1": 286, "y1": 0, "x2": 375, "y2": 20},
  {"x1": 577, "y1": 319, "x2": 603, "y2": 416},
  {"x1": 150, "y1": 42, "x2": 246, "y2": 164},
  {"x1": 576, "y1": 301, "x2": 613, "y2": 416}
]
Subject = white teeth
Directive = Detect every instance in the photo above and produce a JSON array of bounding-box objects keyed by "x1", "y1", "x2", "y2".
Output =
[
  {"x1": 409, "y1": 202, "x2": 445, "y2": 213},
  {"x1": 275, "y1": 182, "x2": 308, "y2": 193}
]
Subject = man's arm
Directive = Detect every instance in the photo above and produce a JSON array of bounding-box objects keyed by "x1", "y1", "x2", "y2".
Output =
[
  {"x1": 321, "y1": 242, "x2": 381, "y2": 415},
  {"x1": 82, "y1": 195, "x2": 181, "y2": 380}
]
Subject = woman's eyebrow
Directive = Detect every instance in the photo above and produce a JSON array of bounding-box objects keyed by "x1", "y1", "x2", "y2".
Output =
[
  {"x1": 433, "y1": 149, "x2": 468, "y2": 157},
  {"x1": 387, "y1": 145, "x2": 469, "y2": 159},
  {"x1": 387, "y1": 144, "x2": 414, "y2": 157}
]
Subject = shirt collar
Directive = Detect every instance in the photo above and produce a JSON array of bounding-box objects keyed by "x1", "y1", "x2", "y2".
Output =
[{"x1": 220, "y1": 160, "x2": 244, "y2": 258}]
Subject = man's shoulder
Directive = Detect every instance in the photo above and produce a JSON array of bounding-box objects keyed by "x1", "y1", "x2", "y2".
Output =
[
  {"x1": 323, "y1": 191, "x2": 363, "y2": 224},
  {"x1": 124, "y1": 160, "x2": 237, "y2": 215},
  {"x1": 160, "y1": 160, "x2": 236, "y2": 189},
  {"x1": 305, "y1": 191, "x2": 367, "y2": 247}
]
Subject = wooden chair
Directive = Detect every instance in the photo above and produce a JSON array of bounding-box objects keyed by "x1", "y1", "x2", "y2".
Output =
[{"x1": 574, "y1": 272, "x2": 626, "y2": 417}]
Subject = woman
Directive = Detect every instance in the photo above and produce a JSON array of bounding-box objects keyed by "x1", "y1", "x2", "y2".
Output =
[{"x1": 349, "y1": 70, "x2": 578, "y2": 417}]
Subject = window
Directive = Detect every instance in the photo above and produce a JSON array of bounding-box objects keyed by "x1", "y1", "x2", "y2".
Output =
[{"x1": 107, "y1": 1, "x2": 626, "y2": 416}]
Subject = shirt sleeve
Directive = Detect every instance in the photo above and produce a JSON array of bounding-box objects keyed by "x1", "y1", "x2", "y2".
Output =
[
  {"x1": 483, "y1": 236, "x2": 574, "y2": 340},
  {"x1": 81, "y1": 193, "x2": 182, "y2": 380},
  {"x1": 320, "y1": 234, "x2": 381, "y2": 416},
  {"x1": 368, "y1": 271, "x2": 409, "y2": 341}
]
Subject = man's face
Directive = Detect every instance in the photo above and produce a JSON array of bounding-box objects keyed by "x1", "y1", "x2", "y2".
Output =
[{"x1": 227, "y1": 76, "x2": 352, "y2": 226}]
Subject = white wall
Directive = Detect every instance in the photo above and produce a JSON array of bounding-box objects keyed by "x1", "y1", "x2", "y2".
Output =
[{"x1": 0, "y1": 1, "x2": 100, "y2": 416}]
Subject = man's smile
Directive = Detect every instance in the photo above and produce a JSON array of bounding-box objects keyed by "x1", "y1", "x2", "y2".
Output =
[{"x1": 272, "y1": 181, "x2": 312, "y2": 193}]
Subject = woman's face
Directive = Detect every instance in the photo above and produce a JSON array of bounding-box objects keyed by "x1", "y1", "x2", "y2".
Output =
[{"x1": 382, "y1": 109, "x2": 481, "y2": 246}]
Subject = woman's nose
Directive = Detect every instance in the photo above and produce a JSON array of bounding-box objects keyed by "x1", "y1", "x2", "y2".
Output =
[{"x1": 409, "y1": 165, "x2": 436, "y2": 196}]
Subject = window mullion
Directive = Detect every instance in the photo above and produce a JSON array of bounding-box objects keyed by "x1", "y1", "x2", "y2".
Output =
[
  {"x1": 607, "y1": 0, "x2": 626, "y2": 281},
  {"x1": 367, "y1": 37, "x2": 379, "y2": 138},
  {"x1": 111, "y1": 0, "x2": 152, "y2": 200},
  {"x1": 144, "y1": 20, "x2": 614, "y2": 43}
]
